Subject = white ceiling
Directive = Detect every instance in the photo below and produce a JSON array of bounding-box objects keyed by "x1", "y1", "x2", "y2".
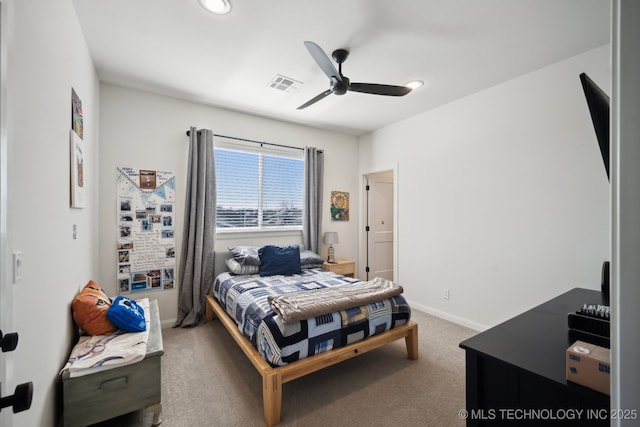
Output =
[{"x1": 73, "y1": 0, "x2": 610, "y2": 136}]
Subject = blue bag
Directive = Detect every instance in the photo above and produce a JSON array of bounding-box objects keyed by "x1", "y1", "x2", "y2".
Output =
[{"x1": 107, "y1": 296, "x2": 147, "y2": 332}]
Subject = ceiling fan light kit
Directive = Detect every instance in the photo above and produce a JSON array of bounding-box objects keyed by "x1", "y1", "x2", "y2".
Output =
[
  {"x1": 298, "y1": 41, "x2": 414, "y2": 110},
  {"x1": 199, "y1": 0, "x2": 231, "y2": 15}
]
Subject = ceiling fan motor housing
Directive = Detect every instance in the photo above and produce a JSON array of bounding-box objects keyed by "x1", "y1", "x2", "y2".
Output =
[{"x1": 331, "y1": 76, "x2": 349, "y2": 95}]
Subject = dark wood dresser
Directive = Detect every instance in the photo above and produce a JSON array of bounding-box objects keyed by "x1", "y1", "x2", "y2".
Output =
[{"x1": 459, "y1": 288, "x2": 609, "y2": 426}]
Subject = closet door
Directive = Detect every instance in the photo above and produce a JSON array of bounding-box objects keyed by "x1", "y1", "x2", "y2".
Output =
[{"x1": 366, "y1": 172, "x2": 394, "y2": 281}]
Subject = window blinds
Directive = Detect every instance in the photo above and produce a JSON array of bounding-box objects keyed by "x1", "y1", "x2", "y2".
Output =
[{"x1": 214, "y1": 142, "x2": 304, "y2": 230}]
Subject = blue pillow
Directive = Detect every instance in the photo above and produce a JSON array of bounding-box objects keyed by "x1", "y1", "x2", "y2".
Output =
[
  {"x1": 107, "y1": 296, "x2": 147, "y2": 332},
  {"x1": 258, "y1": 245, "x2": 302, "y2": 276}
]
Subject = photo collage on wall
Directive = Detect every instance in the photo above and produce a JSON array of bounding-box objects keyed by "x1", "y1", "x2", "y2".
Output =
[{"x1": 116, "y1": 167, "x2": 176, "y2": 294}]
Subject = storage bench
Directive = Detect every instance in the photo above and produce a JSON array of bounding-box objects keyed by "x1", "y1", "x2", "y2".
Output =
[{"x1": 61, "y1": 299, "x2": 163, "y2": 426}]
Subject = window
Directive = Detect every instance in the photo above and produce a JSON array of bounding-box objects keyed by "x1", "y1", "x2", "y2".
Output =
[{"x1": 214, "y1": 142, "x2": 304, "y2": 230}]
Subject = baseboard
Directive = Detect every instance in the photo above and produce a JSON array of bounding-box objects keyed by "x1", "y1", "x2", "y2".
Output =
[
  {"x1": 161, "y1": 318, "x2": 177, "y2": 329},
  {"x1": 407, "y1": 299, "x2": 488, "y2": 332}
]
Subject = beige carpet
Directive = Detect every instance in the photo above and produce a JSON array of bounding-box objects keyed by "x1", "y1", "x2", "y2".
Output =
[{"x1": 91, "y1": 309, "x2": 476, "y2": 427}]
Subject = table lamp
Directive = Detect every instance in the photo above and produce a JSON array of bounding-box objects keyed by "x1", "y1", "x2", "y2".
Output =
[{"x1": 324, "y1": 232, "x2": 339, "y2": 263}]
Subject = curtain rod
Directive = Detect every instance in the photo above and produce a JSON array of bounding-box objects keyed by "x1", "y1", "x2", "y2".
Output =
[{"x1": 186, "y1": 130, "x2": 322, "y2": 153}]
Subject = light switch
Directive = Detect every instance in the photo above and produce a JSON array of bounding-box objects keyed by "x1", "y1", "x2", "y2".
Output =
[
  {"x1": 13, "y1": 251, "x2": 22, "y2": 284},
  {"x1": 73, "y1": 224, "x2": 77, "y2": 240}
]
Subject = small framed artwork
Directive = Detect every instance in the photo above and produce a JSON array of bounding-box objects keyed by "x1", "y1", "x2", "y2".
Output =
[
  {"x1": 140, "y1": 170, "x2": 157, "y2": 189},
  {"x1": 70, "y1": 130, "x2": 85, "y2": 208},
  {"x1": 71, "y1": 88, "x2": 83, "y2": 139},
  {"x1": 330, "y1": 190, "x2": 349, "y2": 221}
]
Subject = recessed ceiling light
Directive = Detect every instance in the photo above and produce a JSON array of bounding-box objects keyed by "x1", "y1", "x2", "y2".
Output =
[
  {"x1": 199, "y1": 0, "x2": 231, "y2": 15},
  {"x1": 406, "y1": 80, "x2": 424, "y2": 89}
]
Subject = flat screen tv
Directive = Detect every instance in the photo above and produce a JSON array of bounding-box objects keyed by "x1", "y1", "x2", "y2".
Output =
[
  {"x1": 579, "y1": 72, "x2": 610, "y2": 181},
  {"x1": 580, "y1": 73, "x2": 611, "y2": 299}
]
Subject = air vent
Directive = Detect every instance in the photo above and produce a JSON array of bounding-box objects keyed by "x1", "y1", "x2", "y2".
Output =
[{"x1": 268, "y1": 75, "x2": 302, "y2": 93}]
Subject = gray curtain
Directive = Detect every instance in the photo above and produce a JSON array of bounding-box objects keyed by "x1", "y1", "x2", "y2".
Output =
[
  {"x1": 302, "y1": 147, "x2": 324, "y2": 253},
  {"x1": 175, "y1": 127, "x2": 216, "y2": 327}
]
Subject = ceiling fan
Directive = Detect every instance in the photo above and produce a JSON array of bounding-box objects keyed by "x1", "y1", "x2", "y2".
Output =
[{"x1": 297, "y1": 41, "x2": 412, "y2": 110}]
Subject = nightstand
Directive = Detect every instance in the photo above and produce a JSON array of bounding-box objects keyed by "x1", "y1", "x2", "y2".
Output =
[{"x1": 322, "y1": 258, "x2": 355, "y2": 277}]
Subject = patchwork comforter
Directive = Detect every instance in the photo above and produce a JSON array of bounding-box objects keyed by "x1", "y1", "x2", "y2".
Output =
[{"x1": 213, "y1": 269, "x2": 411, "y2": 366}]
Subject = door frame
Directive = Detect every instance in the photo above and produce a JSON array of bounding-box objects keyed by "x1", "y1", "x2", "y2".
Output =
[
  {"x1": 0, "y1": 1, "x2": 11, "y2": 425},
  {"x1": 359, "y1": 163, "x2": 399, "y2": 282}
]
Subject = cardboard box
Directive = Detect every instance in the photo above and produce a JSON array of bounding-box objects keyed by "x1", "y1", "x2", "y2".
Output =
[{"x1": 566, "y1": 340, "x2": 610, "y2": 395}]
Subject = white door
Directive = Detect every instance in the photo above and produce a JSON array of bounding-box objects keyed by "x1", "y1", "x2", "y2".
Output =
[
  {"x1": 0, "y1": 1, "x2": 9, "y2": 423},
  {"x1": 0, "y1": 5, "x2": 32, "y2": 416},
  {"x1": 0, "y1": 3, "x2": 30, "y2": 423},
  {"x1": 366, "y1": 172, "x2": 394, "y2": 281}
]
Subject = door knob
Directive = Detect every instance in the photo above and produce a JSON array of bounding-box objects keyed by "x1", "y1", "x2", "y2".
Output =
[
  {"x1": 0, "y1": 382, "x2": 33, "y2": 413},
  {"x1": 0, "y1": 330, "x2": 19, "y2": 352}
]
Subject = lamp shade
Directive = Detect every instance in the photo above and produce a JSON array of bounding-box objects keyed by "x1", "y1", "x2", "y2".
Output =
[{"x1": 324, "y1": 232, "x2": 339, "y2": 245}]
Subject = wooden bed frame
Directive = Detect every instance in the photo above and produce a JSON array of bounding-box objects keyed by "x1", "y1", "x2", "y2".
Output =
[{"x1": 205, "y1": 252, "x2": 418, "y2": 426}]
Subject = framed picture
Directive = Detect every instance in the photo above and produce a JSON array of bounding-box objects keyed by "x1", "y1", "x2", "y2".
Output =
[
  {"x1": 330, "y1": 190, "x2": 349, "y2": 221},
  {"x1": 140, "y1": 170, "x2": 157, "y2": 189},
  {"x1": 70, "y1": 130, "x2": 85, "y2": 208},
  {"x1": 71, "y1": 88, "x2": 83, "y2": 139}
]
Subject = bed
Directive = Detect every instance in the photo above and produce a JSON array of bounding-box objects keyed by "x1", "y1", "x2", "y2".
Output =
[{"x1": 204, "y1": 247, "x2": 418, "y2": 426}]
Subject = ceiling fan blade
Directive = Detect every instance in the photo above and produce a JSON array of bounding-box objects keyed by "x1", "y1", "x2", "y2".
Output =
[
  {"x1": 304, "y1": 41, "x2": 342, "y2": 82},
  {"x1": 348, "y1": 82, "x2": 412, "y2": 96},
  {"x1": 297, "y1": 89, "x2": 333, "y2": 110}
]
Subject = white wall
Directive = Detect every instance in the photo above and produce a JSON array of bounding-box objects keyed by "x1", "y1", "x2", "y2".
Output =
[
  {"x1": 5, "y1": 0, "x2": 100, "y2": 425},
  {"x1": 359, "y1": 45, "x2": 611, "y2": 330},
  {"x1": 98, "y1": 84, "x2": 359, "y2": 326}
]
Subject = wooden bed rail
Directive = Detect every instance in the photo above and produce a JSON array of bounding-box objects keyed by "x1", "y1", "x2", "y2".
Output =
[{"x1": 205, "y1": 294, "x2": 418, "y2": 426}]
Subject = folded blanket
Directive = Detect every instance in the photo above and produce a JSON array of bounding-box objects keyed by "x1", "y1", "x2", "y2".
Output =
[
  {"x1": 62, "y1": 298, "x2": 150, "y2": 378},
  {"x1": 268, "y1": 277, "x2": 403, "y2": 324}
]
